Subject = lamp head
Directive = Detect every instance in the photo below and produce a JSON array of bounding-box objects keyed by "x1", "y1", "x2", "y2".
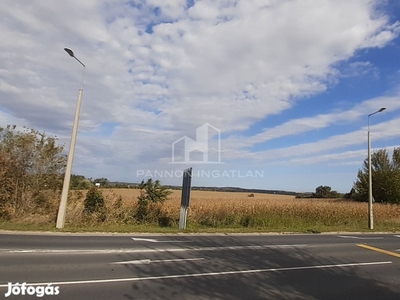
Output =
[
  {"x1": 378, "y1": 107, "x2": 386, "y2": 112},
  {"x1": 64, "y1": 48, "x2": 74, "y2": 57}
]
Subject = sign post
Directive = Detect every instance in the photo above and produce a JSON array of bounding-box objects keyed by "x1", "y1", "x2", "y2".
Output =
[{"x1": 179, "y1": 167, "x2": 192, "y2": 230}]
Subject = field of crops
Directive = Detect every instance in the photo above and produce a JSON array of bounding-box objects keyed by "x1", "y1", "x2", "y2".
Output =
[{"x1": 62, "y1": 188, "x2": 400, "y2": 232}]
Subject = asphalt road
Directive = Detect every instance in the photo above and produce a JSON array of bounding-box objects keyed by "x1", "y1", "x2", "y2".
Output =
[{"x1": 0, "y1": 232, "x2": 399, "y2": 299}]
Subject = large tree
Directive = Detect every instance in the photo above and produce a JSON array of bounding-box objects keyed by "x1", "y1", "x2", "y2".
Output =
[
  {"x1": 353, "y1": 148, "x2": 400, "y2": 204},
  {"x1": 0, "y1": 125, "x2": 66, "y2": 216}
]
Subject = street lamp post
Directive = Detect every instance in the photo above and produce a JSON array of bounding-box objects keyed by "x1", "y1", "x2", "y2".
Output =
[
  {"x1": 56, "y1": 48, "x2": 86, "y2": 229},
  {"x1": 367, "y1": 107, "x2": 386, "y2": 230}
]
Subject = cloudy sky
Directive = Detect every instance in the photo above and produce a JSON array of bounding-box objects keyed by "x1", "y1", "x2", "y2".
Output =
[{"x1": 1, "y1": 0, "x2": 400, "y2": 193}]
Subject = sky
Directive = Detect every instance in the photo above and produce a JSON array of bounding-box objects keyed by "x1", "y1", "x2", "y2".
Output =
[{"x1": 1, "y1": 0, "x2": 400, "y2": 193}]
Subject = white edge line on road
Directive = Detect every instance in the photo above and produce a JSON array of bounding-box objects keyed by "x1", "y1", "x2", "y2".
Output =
[
  {"x1": 0, "y1": 244, "x2": 308, "y2": 254},
  {"x1": 0, "y1": 261, "x2": 392, "y2": 288},
  {"x1": 337, "y1": 236, "x2": 384, "y2": 240},
  {"x1": 111, "y1": 258, "x2": 204, "y2": 265}
]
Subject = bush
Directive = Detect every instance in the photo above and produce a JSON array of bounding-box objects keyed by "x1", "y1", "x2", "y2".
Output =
[
  {"x1": 84, "y1": 187, "x2": 105, "y2": 214},
  {"x1": 135, "y1": 179, "x2": 172, "y2": 223}
]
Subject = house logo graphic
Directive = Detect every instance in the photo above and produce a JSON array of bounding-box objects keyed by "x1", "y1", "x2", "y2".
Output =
[{"x1": 171, "y1": 123, "x2": 222, "y2": 164}]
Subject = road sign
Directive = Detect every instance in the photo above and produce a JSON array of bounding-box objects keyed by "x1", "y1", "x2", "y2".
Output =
[{"x1": 179, "y1": 167, "x2": 192, "y2": 229}]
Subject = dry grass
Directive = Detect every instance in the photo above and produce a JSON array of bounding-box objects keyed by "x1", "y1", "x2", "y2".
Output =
[
  {"x1": 62, "y1": 189, "x2": 400, "y2": 232},
  {"x1": 2, "y1": 188, "x2": 399, "y2": 232}
]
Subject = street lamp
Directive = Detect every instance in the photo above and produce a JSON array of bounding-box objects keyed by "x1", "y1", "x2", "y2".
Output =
[
  {"x1": 367, "y1": 107, "x2": 386, "y2": 230},
  {"x1": 56, "y1": 48, "x2": 86, "y2": 229}
]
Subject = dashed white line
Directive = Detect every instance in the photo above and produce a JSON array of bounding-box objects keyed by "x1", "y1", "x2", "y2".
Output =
[
  {"x1": 111, "y1": 258, "x2": 204, "y2": 265},
  {"x1": 0, "y1": 261, "x2": 391, "y2": 287},
  {"x1": 131, "y1": 238, "x2": 192, "y2": 243},
  {"x1": 0, "y1": 244, "x2": 308, "y2": 254}
]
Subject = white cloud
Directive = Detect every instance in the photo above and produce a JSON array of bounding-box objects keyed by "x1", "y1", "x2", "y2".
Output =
[
  {"x1": 222, "y1": 94, "x2": 400, "y2": 150},
  {"x1": 223, "y1": 117, "x2": 400, "y2": 164},
  {"x1": 0, "y1": 0, "x2": 399, "y2": 190}
]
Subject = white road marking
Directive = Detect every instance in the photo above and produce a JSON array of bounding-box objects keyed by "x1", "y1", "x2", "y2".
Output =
[
  {"x1": 337, "y1": 236, "x2": 384, "y2": 240},
  {"x1": 111, "y1": 258, "x2": 204, "y2": 265},
  {"x1": 131, "y1": 238, "x2": 159, "y2": 242},
  {"x1": 131, "y1": 238, "x2": 191, "y2": 243},
  {"x1": 0, "y1": 261, "x2": 391, "y2": 288},
  {"x1": 394, "y1": 235, "x2": 400, "y2": 238},
  {"x1": 0, "y1": 244, "x2": 308, "y2": 254}
]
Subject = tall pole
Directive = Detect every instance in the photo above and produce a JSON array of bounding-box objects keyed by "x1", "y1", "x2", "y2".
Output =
[
  {"x1": 367, "y1": 107, "x2": 386, "y2": 230},
  {"x1": 367, "y1": 123, "x2": 373, "y2": 229},
  {"x1": 56, "y1": 48, "x2": 85, "y2": 229}
]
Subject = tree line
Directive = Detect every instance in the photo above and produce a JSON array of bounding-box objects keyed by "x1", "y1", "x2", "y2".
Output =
[
  {"x1": 69, "y1": 175, "x2": 135, "y2": 189},
  {"x1": 1, "y1": 125, "x2": 399, "y2": 221}
]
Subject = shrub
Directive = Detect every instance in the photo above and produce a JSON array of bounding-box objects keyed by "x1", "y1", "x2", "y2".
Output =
[
  {"x1": 135, "y1": 179, "x2": 172, "y2": 223},
  {"x1": 84, "y1": 186, "x2": 105, "y2": 214}
]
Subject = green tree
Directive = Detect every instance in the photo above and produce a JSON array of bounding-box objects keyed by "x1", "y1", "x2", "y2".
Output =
[
  {"x1": 0, "y1": 153, "x2": 13, "y2": 219},
  {"x1": 314, "y1": 186, "x2": 331, "y2": 198},
  {"x1": 313, "y1": 185, "x2": 342, "y2": 198},
  {"x1": 353, "y1": 148, "x2": 400, "y2": 204},
  {"x1": 344, "y1": 188, "x2": 356, "y2": 199},
  {"x1": 135, "y1": 179, "x2": 172, "y2": 223},
  {"x1": 70, "y1": 174, "x2": 92, "y2": 190},
  {"x1": 0, "y1": 125, "x2": 66, "y2": 216}
]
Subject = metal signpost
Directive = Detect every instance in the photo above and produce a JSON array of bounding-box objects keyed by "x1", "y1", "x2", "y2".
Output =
[{"x1": 179, "y1": 167, "x2": 192, "y2": 230}]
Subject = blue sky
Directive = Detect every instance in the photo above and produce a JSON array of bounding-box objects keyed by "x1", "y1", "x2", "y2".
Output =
[{"x1": 1, "y1": 0, "x2": 400, "y2": 193}]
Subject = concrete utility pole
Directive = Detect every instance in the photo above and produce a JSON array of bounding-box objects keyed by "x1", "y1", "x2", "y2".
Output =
[
  {"x1": 56, "y1": 48, "x2": 86, "y2": 229},
  {"x1": 367, "y1": 107, "x2": 386, "y2": 230}
]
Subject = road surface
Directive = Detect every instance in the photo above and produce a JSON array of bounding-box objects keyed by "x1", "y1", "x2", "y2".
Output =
[{"x1": 0, "y1": 232, "x2": 399, "y2": 299}]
